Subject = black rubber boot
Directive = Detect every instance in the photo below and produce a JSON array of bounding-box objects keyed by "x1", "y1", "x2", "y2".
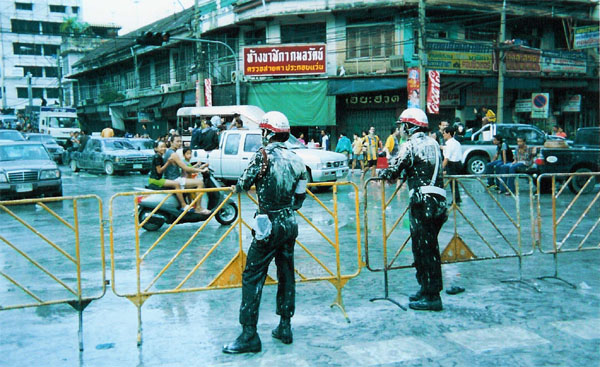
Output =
[
  {"x1": 222, "y1": 325, "x2": 261, "y2": 354},
  {"x1": 271, "y1": 317, "x2": 293, "y2": 344},
  {"x1": 408, "y1": 289, "x2": 423, "y2": 302},
  {"x1": 409, "y1": 294, "x2": 443, "y2": 311}
]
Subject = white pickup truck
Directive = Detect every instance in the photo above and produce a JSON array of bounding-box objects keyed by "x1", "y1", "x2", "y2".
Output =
[{"x1": 189, "y1": 129, "x2": 349, "y2": 183}]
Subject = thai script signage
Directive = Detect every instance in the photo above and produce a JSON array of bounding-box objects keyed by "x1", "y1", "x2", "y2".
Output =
[
  {"x1": 344, "y1": 93, "x2": 403, "y2": 109},
  {"x1": 515, "y1": 99, "x2": 532, "y2": 113},
  {"x1": 407, "y1": 67, "x2": 420, "y2": 108},
  {"x1": 243, "y1": 44, "x2": 326, "y2": 76},
  {"x1": 204, "y1": 78, "x2": 212, "y2": 107},
  {"x1": 574, "y1": 25, "x2": 599, "y2": 50},
  {"x1": 426, "y1": 70, "x2": 440, "y2": 114},
  {"x1": 427, "y1": 41, "x2": 493, "y2": 72},
  {"x1": 466, "y1": 88, "x2": 496, "y2": 107},
  {"x1": 562, "y1": 94, "x2": 581, "y2": 113},
  {"x1": 504, "y1": 46, "x2": 541, "y2": 73},
  {"x1": 541, "y1": 50, "x2": 587, "y2": 74}
]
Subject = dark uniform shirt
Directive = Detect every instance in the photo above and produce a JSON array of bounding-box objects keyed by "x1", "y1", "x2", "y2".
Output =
[
  {"x1": 383, "y1": 132, "x2": 444, "y2": 192},
  {"x1": 236, "y1": 142, "x2": 307, "y2": 211}
]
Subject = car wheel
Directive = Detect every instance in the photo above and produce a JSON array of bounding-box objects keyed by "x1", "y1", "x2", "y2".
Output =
[
  {"x1": 569, "y1": 167, "x2": 596, "y2": 194},
  {"x1": 466, "y1": 155, "x2": 488, "y2": 175},
  {"x1": 104, "y1": 161, "x2": 115, "y2": 175},
  {"x1": 70, "y1": 159, "x2": 79, "y2": 172},
  {"x1": 216, "y1": 201, "x2": 238, "y2": 225}
]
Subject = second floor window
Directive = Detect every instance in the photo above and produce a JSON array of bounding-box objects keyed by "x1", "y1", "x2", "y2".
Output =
[
  {"x1": 281, "y1": 23, "x2": 326, "y2": 44},
  {"x1": 15, "y1": 2, "x2": 33, "y2": 10},
  {"x1": 346, "y1": 23, "x2": 394, "y2": 59},
  {"x1": 11, "y1": 19, "x2": 39, "y2": 34},
  {"x1": 43, "y1": 44, "x2": 60, "y2": 56},
  {"x1": 21, "y1": 66, "x2": 43, "y2": 77},
  {"x1": 13, "y1": 43, "x2": 41, "y2": 55},
  {"x1": 49, "y1": 5, "x2": 66, "y2": 13}
]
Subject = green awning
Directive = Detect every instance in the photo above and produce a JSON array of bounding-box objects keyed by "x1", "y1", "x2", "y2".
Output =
[
  {"x1": 247, "y1": 80, "x2": 335, "y2": 126},
  {"x1": 328, "y1": 77, "x2": 407, "y2": 95}
]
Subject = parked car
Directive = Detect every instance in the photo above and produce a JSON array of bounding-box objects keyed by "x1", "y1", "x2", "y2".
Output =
[
  {"x1": 0, "y1": 115, "x2": 18, "y2": 129},
  {"x1": 460, "y1": 123, "x2": 547, "y2": 174},
  {"x1": 0, "y1": 141, "x2": 62, "y2": 199},
  {"x1": 25, "y1": 133, "x2": 65, "y2": 163},
  {"x1": 535, "y1": 127, "x2": 600, "y2": 194},
  {"x1": 0, "y1": 129, "x2": 26, "y2": 142},
  {"x1": 69, "y1": 137, "x2": 153, "y2": 175},
  {"x1": 189, "y1": 129, "x2": 348, "y2": 183}
]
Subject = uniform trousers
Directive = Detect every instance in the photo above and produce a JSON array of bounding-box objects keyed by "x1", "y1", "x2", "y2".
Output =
[
  {"x1": 409, "y1": 193, "x2": 447, "y2": 297},
  {"x1": 239, "y1": 209, "x2": 298, "y2": 326}
]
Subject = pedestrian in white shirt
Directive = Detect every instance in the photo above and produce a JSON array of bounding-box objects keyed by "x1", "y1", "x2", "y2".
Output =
[{"x1": 442, "y1": 126, "x2": 462, "y2": 205}]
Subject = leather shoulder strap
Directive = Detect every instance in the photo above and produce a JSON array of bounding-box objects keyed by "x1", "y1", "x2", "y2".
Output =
[{"x1": 256, "y1": 147, "x2": 269, "y2": 180}]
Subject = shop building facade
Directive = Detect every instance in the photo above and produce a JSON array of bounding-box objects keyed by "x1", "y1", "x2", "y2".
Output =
[{"x1": 68, "y1": 0, "x2": 598, "y2": 142}]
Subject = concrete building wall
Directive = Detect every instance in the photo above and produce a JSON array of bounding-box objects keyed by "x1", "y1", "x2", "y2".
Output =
[{"x1": 0, "y1": 0, "x2": 82, "y2": 110}]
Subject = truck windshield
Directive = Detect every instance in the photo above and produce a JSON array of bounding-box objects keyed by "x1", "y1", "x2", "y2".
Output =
[
  {"x1": 48, "y1": 117, "x2": 79, "y2": 129},
  {"x1": 104, "y1": 140, "x2": 135, "y2": 150}
]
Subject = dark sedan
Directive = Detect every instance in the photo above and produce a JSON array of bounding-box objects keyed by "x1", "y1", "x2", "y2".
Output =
[
  {"x1": 69, "y1": 137, "x2": 153, "y2": 175},
  {"x1": 0, "y1": 129, "x2": 26, "y2": 141},
  {"x1": 25, "y1": 133, "x2": 65, "y2": 163},
  {"x1": 0, "y1": 141, "x2": 62, "y2": 199}
]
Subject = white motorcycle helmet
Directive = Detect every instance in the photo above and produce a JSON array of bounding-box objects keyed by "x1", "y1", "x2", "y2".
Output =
[
  {"x1": 397, "y1": 107, "x2": 429, "y2": 136},
  {"x1": 259, "y1": 111, "x2": 290, "y2": 145}
]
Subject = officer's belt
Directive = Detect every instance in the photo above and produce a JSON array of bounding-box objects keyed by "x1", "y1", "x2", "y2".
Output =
[{"x1": 409, "y1": 186, "x2": 447, "y2": 199}]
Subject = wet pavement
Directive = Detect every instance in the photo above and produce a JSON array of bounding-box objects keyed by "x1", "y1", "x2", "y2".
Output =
[{"x1": 1, "y1": 168, "x2": 599, "y2": 366}]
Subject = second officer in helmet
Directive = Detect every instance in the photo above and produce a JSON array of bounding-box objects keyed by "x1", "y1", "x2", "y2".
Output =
[{"x1": 223, "y1": 111, "x2": 308, "y2": 354}]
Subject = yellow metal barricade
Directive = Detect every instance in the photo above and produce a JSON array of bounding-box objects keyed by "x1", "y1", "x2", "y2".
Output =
[
  {"x1": 536, "y1": 172, "x2": 600, "y2": 287},
  {"x1": 109, "y1": 182, "x2": 362, "y2": 345},
  {"x1": 0, "y1": 195, "x2": 106, "y2": 351},
  {"x1": 364, "y1": 173, "x2": 538, "y2": 304}
]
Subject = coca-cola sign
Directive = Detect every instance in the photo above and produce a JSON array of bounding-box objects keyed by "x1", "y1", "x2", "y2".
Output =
[
  {"x1": 243, "y1": 44, "x2": 326, "y2": 76},
  {"x1": 427, "y1": 70, "x2": 441, "y2": 114}
]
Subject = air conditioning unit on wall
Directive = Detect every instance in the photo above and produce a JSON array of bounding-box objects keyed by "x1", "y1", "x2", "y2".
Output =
[{"x1": 389, "y1": 55, "x2": 405, "y2": 72}]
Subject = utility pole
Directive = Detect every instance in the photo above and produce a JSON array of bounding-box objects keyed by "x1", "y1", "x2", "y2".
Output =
[
  {"x1": 418, "y1": 0, "x2": 426, "y2": 110},
  {"x1": 57, "y1": 50, "x2": 63, "y2": 106},
  {"x1": 27, "y1": 72, "x2": 32, "y2": 107},
  {"x1": 496, "y1": 0, "x2": 507, "y2": 124},
  {"x1": 194, "y1": 0, "x2": 205, "y2": 106}
]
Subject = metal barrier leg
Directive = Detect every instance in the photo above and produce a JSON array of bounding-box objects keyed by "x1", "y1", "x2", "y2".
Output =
[
  {"x1": 537, "y1": 252, "x2": 577, "y2": 289},
  {"x1": 330, "y1": 284, "x2": 351, "y2": 323},
  {"x1": 369, "y1": 267, "x2": 406, "y2": 310},
  {"x1": 500, "y1": 255, "x2": 541, "y2": 292},
  {"x1": 137, "y1": 304, "x2": 143, "y2": 347}
]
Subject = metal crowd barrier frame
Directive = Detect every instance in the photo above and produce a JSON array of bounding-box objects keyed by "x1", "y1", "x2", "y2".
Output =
[
  {"x1": 536, "y1": 172, "x2": 600, "y2": 288},
  {"x1": 0, "y1": 195, "x2": 106, "y2": 351},
  {"x1": 109, "y1": 182, "x2": 362, "y2": 345},
  {"x1": 363, "y1": 173, "x2": 538, "y2": 307}
]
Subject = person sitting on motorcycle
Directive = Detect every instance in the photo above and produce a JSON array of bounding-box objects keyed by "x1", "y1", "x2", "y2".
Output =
[
  {"x1": 182, "y1": 147, "x2": 209, "y2": 179},
  {"x1": 149, "y1": 141, "x2": 188, "y2": 210},
  {"x1": 164, "y1": 134, "x2": 212, "y2": 215}
]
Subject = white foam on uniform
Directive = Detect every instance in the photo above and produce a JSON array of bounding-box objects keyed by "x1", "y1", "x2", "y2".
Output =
[
  {"x1": 341, "y1": 337, "x2": 440, "y2": 365},
  {"x1": 551, "y1": 319, "x2": 600, "y2": 340},
  {"x1": 444, "y1": 326, "x2": 550, "y2": 353}
]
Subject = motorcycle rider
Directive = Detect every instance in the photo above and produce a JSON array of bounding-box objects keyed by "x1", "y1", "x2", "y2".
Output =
[
  {"x1": 223, "y1": 111, "x2": 308, "y2": 354},
  {"x1": 379, "y1": 108, "x2": 448, "y2": 311}
]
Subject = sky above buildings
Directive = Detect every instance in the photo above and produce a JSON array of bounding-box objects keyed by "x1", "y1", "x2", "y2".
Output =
[{"x1": 81, "y1": 0, "x2": 195, "y2": 35}]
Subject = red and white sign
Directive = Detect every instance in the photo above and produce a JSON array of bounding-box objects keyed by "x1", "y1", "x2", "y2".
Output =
[
  {"x1": 243, "y1": 44, "x2": 326, "y2": 76},
  {"x1": 204, "y1": 78, "x2": 212, "y2": 107},
  {"x1": 426, "y1": 70, "x2": 441, "y2": 114}
]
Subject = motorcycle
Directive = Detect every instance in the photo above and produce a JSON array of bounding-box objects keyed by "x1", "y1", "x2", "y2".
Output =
[{"x1": 136, "y1": 170, "x2": 238, "y2": 231}]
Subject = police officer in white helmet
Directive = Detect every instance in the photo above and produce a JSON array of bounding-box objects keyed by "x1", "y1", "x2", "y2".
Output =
[
  {"x1": 379, "y1": 108, "x2": 448, "y2": 311},
  {"x1": 223, "y1": 111, "x2": 308, "y2": 354}
]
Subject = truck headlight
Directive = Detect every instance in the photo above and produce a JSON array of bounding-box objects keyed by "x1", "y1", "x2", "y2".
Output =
[
  {"x1": 314, "y1": 162, "x2": 322, "y2": 170},
  {"x1": 0, "y1": 172, "x2": 7, "y2": 183},
  {"x1": 40, "y1": 169, "x2": 61, "y2": 179}
]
